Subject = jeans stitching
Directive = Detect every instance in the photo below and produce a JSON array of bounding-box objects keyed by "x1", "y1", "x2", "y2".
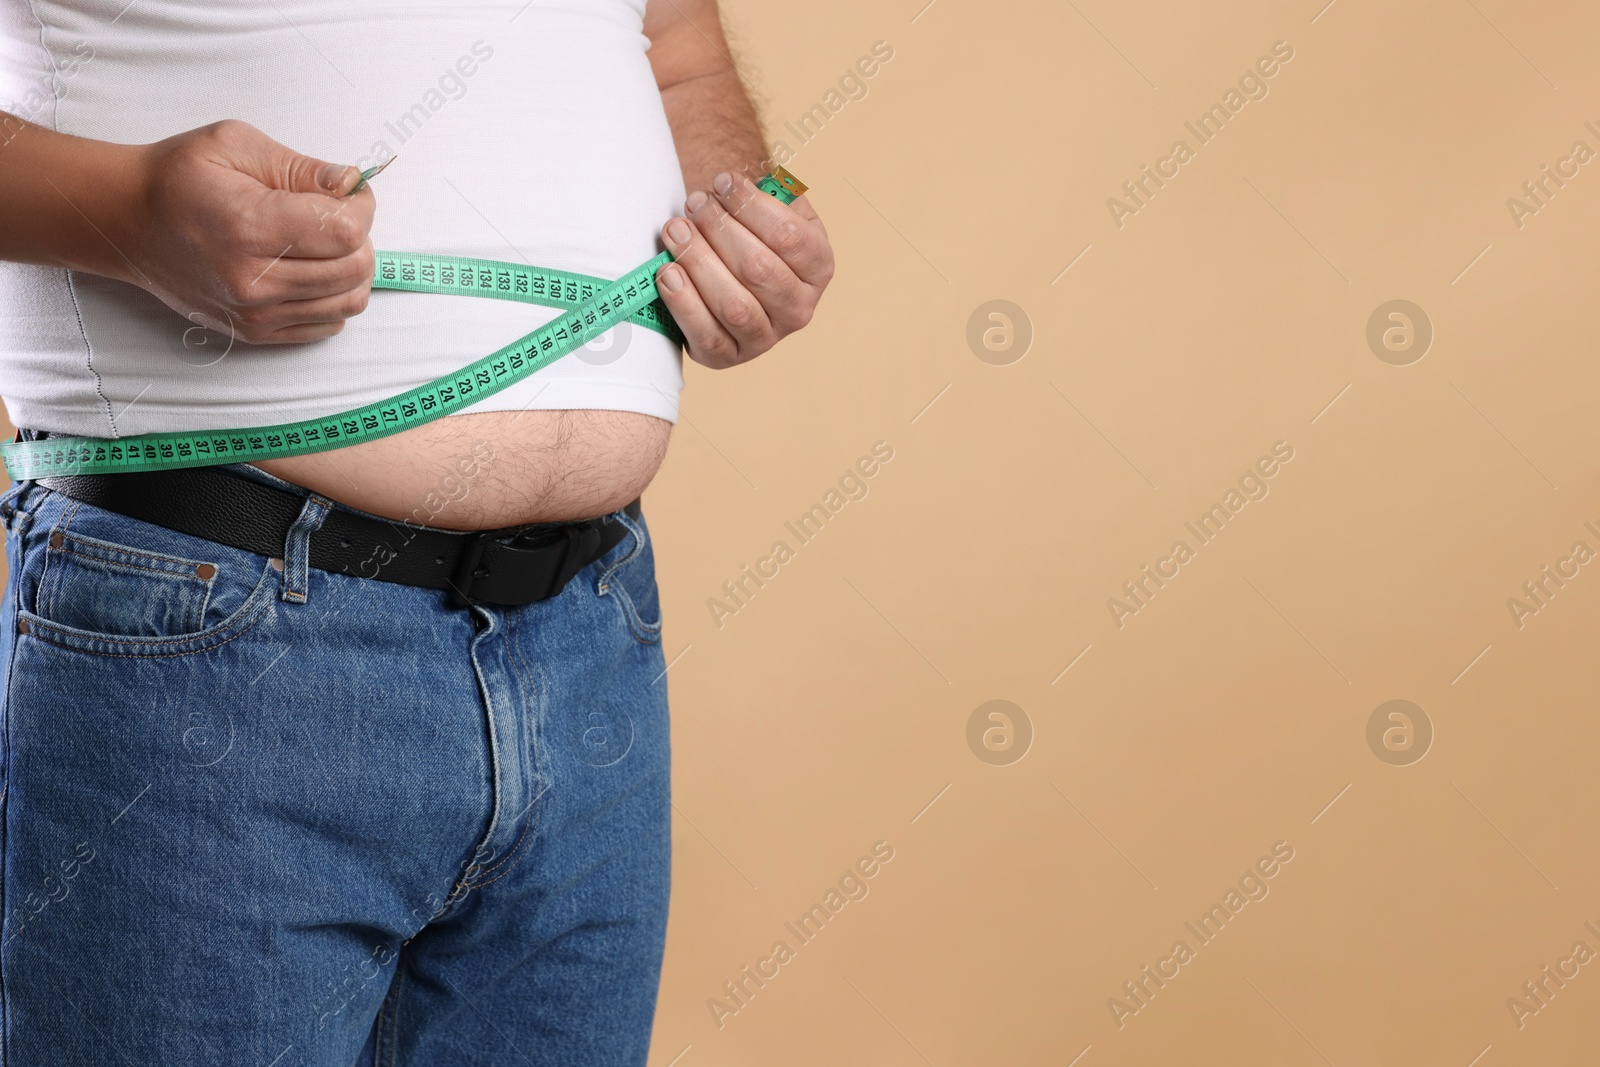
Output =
[
  {"x1": 379, "y1": 964, "x2": 404, "y2": 1067},
  {"x1": 44, "y1": 550, "x2": 209, "y2": 580},
  {"x1": 0, "y1": 478, "x2": 29, "y2": 527},
  {"x1": 595, "y1": 514, "x2": 663, "y2": 644},
  {"x1": 17, "y1": 558, "x2": 279, "y2": 658},
  {"x1": 281, "y1": 495, "x2": 332, "y2": 605},
  {"x1": 46, "y1": 530, "x2": 220, "y2": 576},
  {"x1": 34, "y1": 499, "x2": 82, "y2": 622},
  {"x1": 440, "y1": 617, "x2": 527, "y2": 898},
  {"x1": 455, "y1": 807, "x2": 535, "y2": 888},
  {"x1": 42, "y1": 540, "x2": 215, "y2": 634},
  {"x1": 595, "y1": 513, "x2": 645, "y2": 589},
  {"x1": 516, "y1": 601, "x2": 553, "y2": 852},
  {"x1": 0, "y1": 517, "x2": 21, "y2": 1067},
  {"x1": 21, "y1": 605, "x2": 273, "y2": 660},
  {"x1": 608, "y1": 583, "x2": 663, "y2": 645},
  {"x1": 457, "y1": 607, "x2": 541, "y2": 889}
]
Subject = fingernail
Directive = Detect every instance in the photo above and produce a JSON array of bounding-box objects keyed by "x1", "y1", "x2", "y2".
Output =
[
  {"x1": 712, "y1": 172, "x2": 733, "y2": 196},
  {"x1": 659, "y1": 264, "x2": 685, "y2": 293},
  {"x1": 318, "y1": 163, "x2": 350, "y2": 192},
  {"x1": 685, "y1": 190, "x2": 709, "y2": 214},
  {"x1": 666, "y1": 218, "x2": 692, "y2": 247}
]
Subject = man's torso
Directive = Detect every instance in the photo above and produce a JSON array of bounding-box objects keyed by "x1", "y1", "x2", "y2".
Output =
[{"x1": 0, "y1": 0, "x2": 687, "y2": 524}]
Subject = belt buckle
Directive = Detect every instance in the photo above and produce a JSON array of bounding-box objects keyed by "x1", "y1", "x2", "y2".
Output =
[{"x1": 446, "y1": 521, "x2": 603, "y2": 609}]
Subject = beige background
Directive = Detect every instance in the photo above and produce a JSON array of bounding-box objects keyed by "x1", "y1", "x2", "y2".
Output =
[{"x1": 11, "y1": 0, "x2": 1600, "y2": 1062}]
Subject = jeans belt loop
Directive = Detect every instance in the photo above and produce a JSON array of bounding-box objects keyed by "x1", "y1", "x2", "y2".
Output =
[{"x1": 280, "y1": 494, "x2": 333, "y2": 604}]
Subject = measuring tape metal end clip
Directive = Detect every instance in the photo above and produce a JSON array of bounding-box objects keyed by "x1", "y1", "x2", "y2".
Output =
[
  {"x1": 756, "y1": 165, "x2": 805, "y2": 203},
  {"x1": 348, "y1": 155, "x2": 395, "y2": 196},
  {"x1": 2, "y1": 166, "x2": 808, "y2": 480}
]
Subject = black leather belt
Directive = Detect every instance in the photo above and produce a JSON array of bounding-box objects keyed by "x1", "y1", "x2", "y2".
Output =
[{"x1": 34, "y1": 465, "x2": 640, "y2": 609}]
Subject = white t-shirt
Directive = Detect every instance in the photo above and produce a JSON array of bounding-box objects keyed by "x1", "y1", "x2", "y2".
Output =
[{"x1": 0, "y1": 0, "x2": 687, "y2": 438}]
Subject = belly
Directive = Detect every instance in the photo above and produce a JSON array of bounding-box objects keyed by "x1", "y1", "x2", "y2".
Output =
[{"x1": 251, "y1": 408, "x2": 673, "y2": 530}]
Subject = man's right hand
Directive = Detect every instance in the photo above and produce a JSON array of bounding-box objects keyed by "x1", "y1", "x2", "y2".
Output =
[{"x1": 129, "y1": 119, "x2": 378, "y2": 344}]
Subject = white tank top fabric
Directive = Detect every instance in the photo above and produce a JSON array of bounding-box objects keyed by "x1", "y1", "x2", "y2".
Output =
[{"x1": 0, "y1": 0, "x2": 687, "y2": 439}]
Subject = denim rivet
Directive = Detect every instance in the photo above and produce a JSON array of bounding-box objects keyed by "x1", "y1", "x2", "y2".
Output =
[
  {"x1": 196, "y1": 563, "x2": 216, "y2": 579},
  {"x1": 48, "y1": 531, "x2": 63, "y2": 549},
  {"x1": 270, "y1": 557, "x2": 284, "y2": 572},
  {"x1": 16, "y1": 618, "x2": 28, "y2": 635}
]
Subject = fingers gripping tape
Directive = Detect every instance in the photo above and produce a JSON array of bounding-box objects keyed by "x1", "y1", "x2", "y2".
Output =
[{"x1": 2, "y1": 167, "x2": 809, "y2": 479}]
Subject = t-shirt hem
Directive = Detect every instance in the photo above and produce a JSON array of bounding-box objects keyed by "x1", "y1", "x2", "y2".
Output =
[{"x1": 459, "y1": 379, "x2": 681, "y2": 424}]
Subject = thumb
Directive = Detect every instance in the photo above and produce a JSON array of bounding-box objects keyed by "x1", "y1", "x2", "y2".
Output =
[
  {"x1": 296, "y1": 157, "x2": 361, "y2": 197},
  {"x1": 235, "y1": 131, "x2": 359, "y2": 196}
]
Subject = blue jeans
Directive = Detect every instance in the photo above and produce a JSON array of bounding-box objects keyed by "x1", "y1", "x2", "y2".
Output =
[{"x1": 0, "y1": 465, "x2": 671, "y2": 1066}]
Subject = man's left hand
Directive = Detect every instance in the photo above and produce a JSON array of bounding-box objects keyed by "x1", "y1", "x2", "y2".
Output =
[{"x1": 655, "y1": 170, "x2": 834, "y2": 369}]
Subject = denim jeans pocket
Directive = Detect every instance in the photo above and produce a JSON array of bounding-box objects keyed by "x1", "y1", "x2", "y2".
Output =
[
  {"x1": 594, "y1": 510, "x2": 663, "y2": 645},
  {"x1": 18, "y1": 494, "x2": 281, "y2": 658},
  {"x1": 36, "y1": 528, "x2": 218, "y2": 636}
]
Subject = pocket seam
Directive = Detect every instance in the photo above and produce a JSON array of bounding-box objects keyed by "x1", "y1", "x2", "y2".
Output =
[
  {"x1": 608, "y1": 582, "x2": 662, "y2": 644},
  {"x1": 33, "y1": 499, "x2": 81, "y2": 622},
  {"x1": 50, "y1": 532, "x2": 219, "y2": 578},
  {"x1": 594, "y1": 514, "x2": 646, "y2": 591},
  {"x1": 39, "y1": 530, "x2": 218, "y2": 637},
  {"x1": 17, "y1": 556, "x2": 279, "y2": 659},
  {"x1": 594, "y1": 513, "x2": 662, "y2": 645}
]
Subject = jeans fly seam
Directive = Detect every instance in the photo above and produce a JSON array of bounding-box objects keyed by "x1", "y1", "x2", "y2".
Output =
[
  {"x1": 455, "y1": 819, "x2": 535, "y2": 890},
  {"x1": 457, "y1": 607, "x2": 541, "y2": 889},
  {"x1": 448, "y1": 617, "x2": 521, "y2": 897},
  {"x1": 513, "y1": 601, "x2": 556, "y2": 828},
  {"x1": 508, "y1": 603, "x2": 549, "y2": 835},
  {"x1": 379, "y1": 963, "x2": 404, "y2": 1067}
]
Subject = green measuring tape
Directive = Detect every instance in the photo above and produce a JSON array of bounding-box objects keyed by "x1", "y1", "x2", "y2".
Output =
[{"x1": 1, "y1": 167, "x2": 809, "y2": 480}]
